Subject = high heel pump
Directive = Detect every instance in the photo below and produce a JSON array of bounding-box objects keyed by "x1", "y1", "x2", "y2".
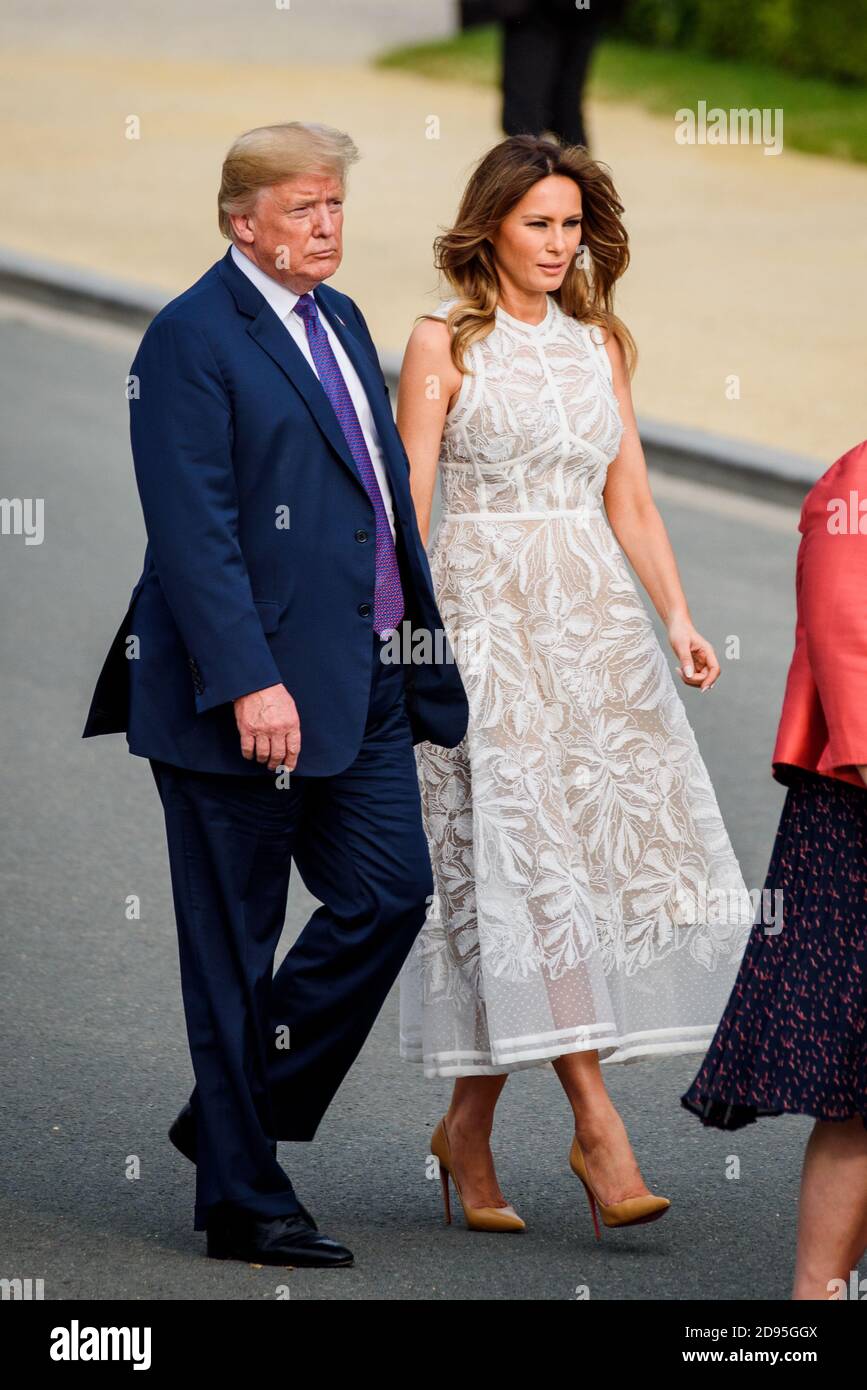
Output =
[
  {"x1": 569, "y1": 1136, "x2": 670, "y2": 1239},
  {"x1": 431, "y1": 1117, "x2": 525, "y2": 1232}
]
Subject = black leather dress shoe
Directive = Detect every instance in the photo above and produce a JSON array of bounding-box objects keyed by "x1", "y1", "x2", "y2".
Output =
[
  {"x1": 168, "y1": 1104, "x2": 319, "y2": 1231},
  {"x1": 205, "y1": 1206, "x2": 353, "y2": 1268}
]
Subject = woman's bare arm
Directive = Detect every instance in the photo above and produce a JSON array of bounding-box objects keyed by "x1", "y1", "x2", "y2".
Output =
[
  {"x1": 601, "y1": 330, "x2": 720, "y2": 692},
  {"x1": 396, "y1": 317, "x2": 462, "y2": 547}
]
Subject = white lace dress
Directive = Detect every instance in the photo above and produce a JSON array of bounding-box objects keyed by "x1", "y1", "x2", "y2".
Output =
[{"x1": 399, "y1": 295, "x2": 753, "y2": 1078}]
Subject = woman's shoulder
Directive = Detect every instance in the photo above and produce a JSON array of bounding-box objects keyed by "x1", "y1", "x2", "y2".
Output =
[
  {"x1": 404, "y1": 304, "x2": 463, "y2": 383},
  {"x1": 406, "y1": 297, "x2": 460, "y2": 347},
  {"x1": 570, "y1": 315, "x2": 621, "y2": 382},
  {"x1": 408, "y1": 296, "x2": 469, "y2": 358},
  {"x1": 567, "y1": 312, "x2": 609, "y2": 349},
  {"x1": 422, "y1": 295, "x2": 462, "y2": 323},
  {"x1": 406, "y1": 309, "x2": 452, "y2": 353}
]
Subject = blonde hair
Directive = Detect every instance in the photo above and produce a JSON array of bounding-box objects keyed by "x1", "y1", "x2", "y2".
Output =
[
  {"x1": 432, "y1": 135, "x2": 636, "y2": 377},
  {"x1": 218, "y1": 121, "x2": 360, "y2": 241}
]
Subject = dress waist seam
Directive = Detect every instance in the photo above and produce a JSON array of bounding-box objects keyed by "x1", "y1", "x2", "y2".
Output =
[{"x1": 439, "y1": 506, "x2": 603, "y2": 522}]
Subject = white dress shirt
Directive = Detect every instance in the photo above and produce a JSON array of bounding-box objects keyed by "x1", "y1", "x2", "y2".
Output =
[{"x1": 230, "y1": 243, "x2": 396, "y2": 542}]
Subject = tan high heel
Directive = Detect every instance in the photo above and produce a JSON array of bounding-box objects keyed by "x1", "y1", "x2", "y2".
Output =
[
  {"x1": 569, "y1": 1136, "x2": 670, "y2": 1239},
  {"x1": 431, "y1": 1117, "x2": 526, "y2": 1232}
]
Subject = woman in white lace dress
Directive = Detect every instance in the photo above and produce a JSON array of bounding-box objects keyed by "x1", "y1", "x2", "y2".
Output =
[{"x1": 396, "y1": 136, "x2": 752, "y2": 1234}]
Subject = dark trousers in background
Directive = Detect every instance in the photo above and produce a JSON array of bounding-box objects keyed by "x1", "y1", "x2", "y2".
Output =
[
  {"x1": 501, "y1": 2, "x2": 606, "y2": 148},
  {"x1": 150, "y1": 630, "x2": 433, "y2": 1230}
]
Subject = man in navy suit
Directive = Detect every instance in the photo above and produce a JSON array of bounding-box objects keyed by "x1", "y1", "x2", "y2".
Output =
[{"x1": 83, "y1": 122, "x2": 469, "y2": 1268}]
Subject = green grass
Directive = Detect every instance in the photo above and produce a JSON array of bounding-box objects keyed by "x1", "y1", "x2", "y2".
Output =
[{"x1": 376, "y1": 28, "x2": 867, "y2": 164}]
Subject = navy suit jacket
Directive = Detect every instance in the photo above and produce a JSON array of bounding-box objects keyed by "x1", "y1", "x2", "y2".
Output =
[{"x1": 82, "y1": 246, "x2": 469, "y2": 776}]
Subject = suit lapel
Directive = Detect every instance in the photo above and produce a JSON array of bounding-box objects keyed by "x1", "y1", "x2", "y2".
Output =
[
  {"x1": 315, "y1": 289, "x2": 407, "y2": 499},
  {"x1": 217, "y1": 247, "x2": 406, "y2": 504},
  {"x1": 246, "y1": 307, "x2": 365, "y2": 485},
  {"x1": 218, "y1": 248, "x2": 362, "y2": 489}
]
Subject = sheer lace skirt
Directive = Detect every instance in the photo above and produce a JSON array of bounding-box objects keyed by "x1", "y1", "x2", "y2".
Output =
[{"x1": 399, "y1": 511, "x2": 753, "y2": 1077}]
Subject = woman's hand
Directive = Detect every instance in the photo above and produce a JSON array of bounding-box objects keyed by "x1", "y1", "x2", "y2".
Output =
[
  {"x1": 857, "y1": 764, "x2": 867, "y2": 788},
  {"x1": 667, "y1": 616, "x2": 720, "y2": 692}
]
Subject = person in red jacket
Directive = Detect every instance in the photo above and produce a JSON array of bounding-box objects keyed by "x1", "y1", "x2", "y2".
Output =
[
  {"x1": 772, "y1": 441, "x2": 867, "y2": 787},
  {"x1": 682, "y1": 439, "x2": 867, "y2": 1299}
]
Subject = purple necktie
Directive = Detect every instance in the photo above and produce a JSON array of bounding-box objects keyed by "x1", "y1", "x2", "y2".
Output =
[{"x1": 293, "y1": 293, "x2": 405, "y2": 636}]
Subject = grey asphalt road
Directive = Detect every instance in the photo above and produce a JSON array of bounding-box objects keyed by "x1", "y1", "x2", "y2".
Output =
[{"x1": 0, "y1": 296, "x2": 847, "y2": 1302}]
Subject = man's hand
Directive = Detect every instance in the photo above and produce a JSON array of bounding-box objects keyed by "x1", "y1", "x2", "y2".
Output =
[{"x1": 234, "y1": 684, "x2": 301, "y2": 772}]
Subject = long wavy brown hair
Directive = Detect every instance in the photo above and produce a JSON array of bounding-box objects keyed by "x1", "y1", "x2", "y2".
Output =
[{"x1": 432, "y1": 135, "x2": 636, "y2": 377}]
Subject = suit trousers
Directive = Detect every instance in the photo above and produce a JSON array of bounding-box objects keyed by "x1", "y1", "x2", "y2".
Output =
[{"x1": 149, "y1": 629, "x2": 434, "y2": 1229}]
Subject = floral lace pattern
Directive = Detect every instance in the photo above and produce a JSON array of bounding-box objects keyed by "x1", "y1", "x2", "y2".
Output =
[{"x1": 399, "y1": 297, "x2": 753, "y2": 1078}]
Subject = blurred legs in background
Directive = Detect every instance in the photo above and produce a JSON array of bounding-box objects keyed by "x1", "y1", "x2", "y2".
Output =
[{"x1": 500, "y1": 0, "x2": 608, "y2": 148}]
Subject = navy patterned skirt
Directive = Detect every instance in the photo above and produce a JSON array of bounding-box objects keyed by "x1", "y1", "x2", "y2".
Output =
[{"x1": 681, "y1": 768, "x2": 867, "y2": 1132}]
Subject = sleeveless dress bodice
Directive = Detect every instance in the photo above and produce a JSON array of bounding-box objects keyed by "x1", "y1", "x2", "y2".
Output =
[{"x1": 437, "y1": 295, "x2": 623, "y2": 518}]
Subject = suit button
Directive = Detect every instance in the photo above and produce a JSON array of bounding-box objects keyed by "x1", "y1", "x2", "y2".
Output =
[
  {"x1": 358, "y1": 602, "x2": 371, "y2": 617},
  {"x1": 355, "y1": 529, "x2": 368, "y2": 543}
]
